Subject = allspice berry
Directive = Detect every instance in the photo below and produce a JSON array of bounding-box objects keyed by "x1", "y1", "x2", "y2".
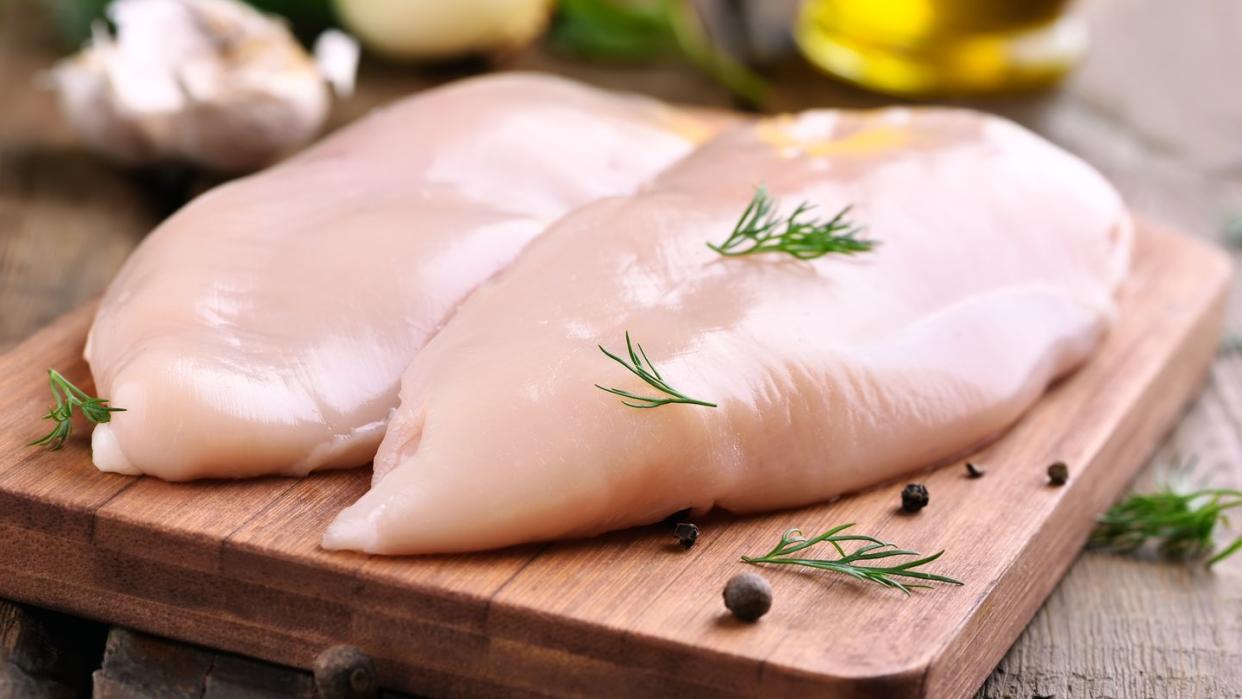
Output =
[
  {"x1": 723, "y1": 572, "x2": 772, "y2": 622},
  {"x1": 1047, "y1": 461, "x2": 1069, "y2": 486},
  {"x1": 901, "y1": 483, "x2": 930, "y2": 513},
  {"x1": 313, "y1": 645, "x2": 378, "y2": 699},
  {"x1": 673, "y1": 522, "x2": 700, "y2": 549}
]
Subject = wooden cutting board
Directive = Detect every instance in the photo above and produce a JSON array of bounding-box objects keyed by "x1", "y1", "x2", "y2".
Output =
[{"x1": 0, "y1": 222, "x2": 1229, "y2": 698}]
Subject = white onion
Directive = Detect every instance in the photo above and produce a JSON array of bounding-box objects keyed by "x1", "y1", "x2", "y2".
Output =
[{"x1": 333, "y1": 0, "x2": 554, "y2": 61}]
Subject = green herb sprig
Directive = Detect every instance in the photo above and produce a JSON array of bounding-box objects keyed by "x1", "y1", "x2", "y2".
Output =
[
  {"x1": 29, "y1": 369, "x2": 124, "y2": 450},
  {"x1": 550, "y1": 0, "x2": 767, "y2": 106},
  {"x1": 595, "y1": 332, "x2": 716, "y2": 409},
  {"x1": 742, "y1": 524, "x2": 962, "y2": 594},
  {"x1": 709, "y1": 187, "x2": 874, "y2": 260},
  {"x1": 1090, "y1": 488, "x2": 1242, "y2": 567}
]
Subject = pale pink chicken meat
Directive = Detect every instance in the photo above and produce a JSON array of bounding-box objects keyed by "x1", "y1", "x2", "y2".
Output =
[
  {"x1": 85, "y1": 73, "x2": 706, "y2": 480},
  {"x1": 324, "y1": 108, "x2": 1131, "y2": 555}
]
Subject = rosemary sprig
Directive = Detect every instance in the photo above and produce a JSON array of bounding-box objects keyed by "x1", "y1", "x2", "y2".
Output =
[
  {"x1": 29, "y1": 368, "x2": 124, "y2": 450},
  {"x1": 741, "y1": 524, "x2": 962, "y2": 595},
  {"x1": 1090, "y1": 487, "x2": 1242, "y2": 567},
  {"x1": 595, "y1": 332, "x2": 716, "y2": 409},
  {"x1": 709, "y1": 187, "x2": 874, "y2": 260}
]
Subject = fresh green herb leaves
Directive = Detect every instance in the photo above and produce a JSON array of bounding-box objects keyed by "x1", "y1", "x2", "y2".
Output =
[
  {"x1": 551, "y1": 0, "x2": 678, "y2": 61},
  {"x1": 1090, "y1": 488, "x2": 1242, "y2": 568},
  {"x1": 550, "y1": 0, "x2": 767, "y2": 106},
  {"x1": 29, "y1": 369, "x2": 124, "y2": 450},
  {"x1": 595, "y1": 332, "x2": 716, "y2": 409},
  {"x1": 709, "y1": 187, "x2": 874, "y2": 260},
  {"x1": 742, "y1": 524, "x2": 962, "y2": 595}
]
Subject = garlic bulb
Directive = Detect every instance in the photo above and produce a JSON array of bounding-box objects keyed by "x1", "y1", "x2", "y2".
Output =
[
  {"x1": 49, "y1": 0, "x2": 359, "y2": 172},
  {"x1": 333, "y1": 0, "x2": 554, "y2": 61}
]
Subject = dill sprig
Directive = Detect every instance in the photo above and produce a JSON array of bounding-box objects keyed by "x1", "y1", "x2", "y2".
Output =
[
  {"x1": 595, "y1": 332, "x2": 716, "y2": 409},
  {"x1": 709, "y1": 187, "x2": 874, "y2": 260},
  {"x1": 741, "y1": 524, "x2": 962, "y2": 595},
  {"x1": 1090, "y1": 487, "x2": 1242, "y2": 567},
  {"x1": 29, "y1": 368, "x2": 124, "y2": 451}
]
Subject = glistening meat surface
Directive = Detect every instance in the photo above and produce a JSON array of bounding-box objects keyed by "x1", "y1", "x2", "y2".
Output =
[
  {"x1": 84, "y1": 73, "x2": 706, "y2": 480},
  {"x1": 324, "y1": 108, "x2": 1131, "y2": 555}
]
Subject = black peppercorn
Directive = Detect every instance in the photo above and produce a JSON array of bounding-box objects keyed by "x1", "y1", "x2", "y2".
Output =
[
  {"x1": 723, "y1": 573, "x2": 772, "y2": 622},
  {"x1": 1047, "y1": 461, "x2": 1069, "y2": 486},
  {"x1": 313, "y1": 645, "x2": 378, "y2": 699},
  {"x1": 965, "y1": 462, "x2": 985, "y2": 478},
  {"x1": 673, "y1": 522, "x2": 700, "y2": 549},
  {"x1": 901, "y1": 483, "x2": 929, "y2": 512}
]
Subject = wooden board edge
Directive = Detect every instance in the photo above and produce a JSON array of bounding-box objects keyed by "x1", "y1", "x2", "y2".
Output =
[
  {"x1": 740, "y1": 224, "x2": 1234, "y2": 696},
  {"x1": 922, "y1": 226, "x2": 1234, "y2": 698},
  {"x1": 0, "y1": 224, "x2": 1231, "y2": 699},
  {"x1": 0, "y1": 522, "x2": 753, "y2": 698}
]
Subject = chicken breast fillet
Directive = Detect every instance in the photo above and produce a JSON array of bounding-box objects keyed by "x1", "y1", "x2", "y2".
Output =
[
  {"x1": 85, "y1": 73, "x2": 706, "y2": 480},
  {"x1": 324, "y1": 108, "x2": 1131, "y2": 555}
]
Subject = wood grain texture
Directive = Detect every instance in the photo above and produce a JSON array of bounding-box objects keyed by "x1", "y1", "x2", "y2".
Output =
[
  {"x1": 0, "y1": 1, "x2": 155, "y2": 352},
  {"x1": 1, "y1": 0, "x2": 1240, "y2": 694},
  {"x1": 0, "y1": 224, "x2": 1228, "y2": 698},
  {"x1": 92, "y1": 628, "x2": 341, "y2": 699}
]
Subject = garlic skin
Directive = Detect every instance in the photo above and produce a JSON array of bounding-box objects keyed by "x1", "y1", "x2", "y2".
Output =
[
  {"x1": 50, "y1": 0, "x2": 357, "y2": 172},
  {"x1": 333, "y1": 0, "x2": 554, "y2": 61}
]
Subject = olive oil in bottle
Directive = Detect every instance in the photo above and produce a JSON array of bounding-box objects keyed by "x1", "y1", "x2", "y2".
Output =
[{"x1": 795, "y1": 0, "x2": 1085, "y2": 97}]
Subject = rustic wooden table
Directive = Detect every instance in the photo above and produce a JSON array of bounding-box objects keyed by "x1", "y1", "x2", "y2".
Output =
[{"x1": 1, "y1": 0, "x2": 1239, "y2": 696}]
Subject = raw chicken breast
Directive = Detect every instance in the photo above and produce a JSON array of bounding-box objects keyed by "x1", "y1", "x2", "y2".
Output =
[
  {"x1": 324, "y1": 108, "x2": 1131, "y2": 555},
  {"x1": 85, "y1": 73, "x2": 707, "y2": 480}
]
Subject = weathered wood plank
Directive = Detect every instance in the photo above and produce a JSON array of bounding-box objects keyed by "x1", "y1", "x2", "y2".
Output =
[
  {"x1": 977, "y1": 355, "x2": 1242, "y2": 699},
  {"x1": 0, "y1": 1, "x2": 155, "y2": 352},
  {"x1": 93, "y1": 628, "x2": 215, "y2": 699},
  {"x1": 0, "y1": 600, "x2": 104, "y2": 698},
  {"x1": 977, "y1": 553, "x2": 1242, "y2": 699},
  {"x1": 92, "y1": 627, "x2": 358, "y2": 699}
]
